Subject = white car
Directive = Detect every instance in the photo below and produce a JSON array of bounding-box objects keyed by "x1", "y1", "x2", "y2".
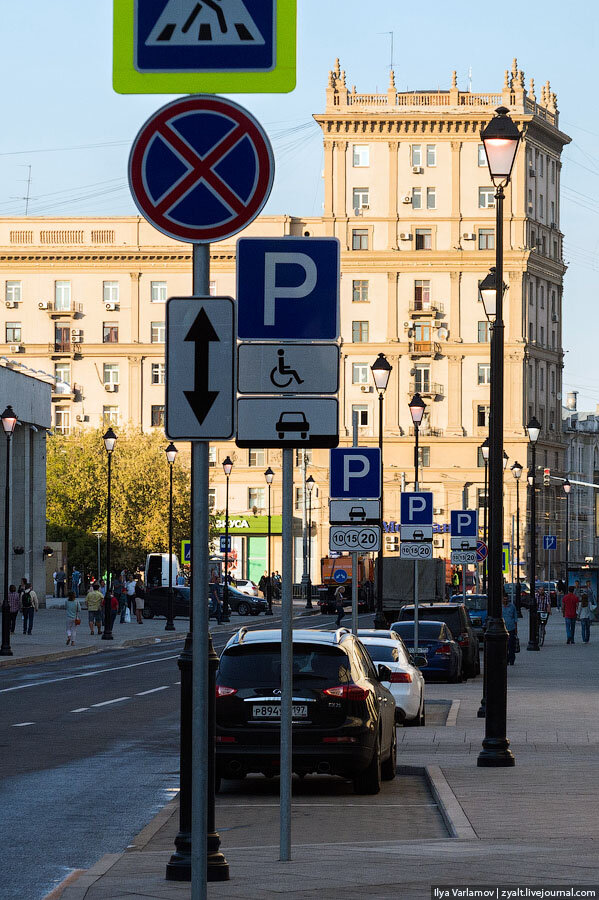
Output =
[
  {"x1": 358, "y1": 633, "x2": 426, "y2": 726},
  {"x1": 234, "y1": 579, "x2": 261, "y2": 598}
]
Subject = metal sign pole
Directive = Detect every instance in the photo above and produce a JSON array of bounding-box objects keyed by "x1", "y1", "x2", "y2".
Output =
[
  {"x1": 352, "y1": 410, "x2": 359, "y2": 635},
  {"x1": 280, "y1": 448, "x2": 293, "y2": 861}
]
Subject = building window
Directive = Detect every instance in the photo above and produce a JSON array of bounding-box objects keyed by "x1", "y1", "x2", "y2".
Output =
[
  {"x1": 551, "y1": 370, "x2": 556, "y2": 394},
  {"x1": 55, "y1": 280, "x2": 71, "y2": 310},
  {"x1": 295, "y1": 449, "x2": 312, "y2": 465},
  {"x1": 352, "y1": 321, "x2": 369, "y2": 342},
  {"x1": 352, "y1": 363, "x2": 369, "y2": 384},
  {"x1": 426, "y1": 187, "x2": 436, "y2": 209},
  {"x1": 103, "y1": 406, "x2": 119, "y2": 426},
  {"x1": 426, "y1": 145, "x2": 436, "y2": 167},
  {"x1": 352, "y1": 144, "x2": 369, "y2": 167},
  {"x1": 151, "y1": 362, "x2": 165, "y2": 385},
  {"x1": 530, "y1": 228, "x2": 536, "y2": 247},
  {"x1": 248, "y1": 448, "x2": 265, "y2": 467},
  {"x1": 478, "y1": 187, "x2": 495, "y2": 209},
  {"x1": 539, "y1": 285, "x2": 544, "y2": 308},
  {"x1": 539, "y1": 154, "x2": 544, "y2": 177},
  {"x1": 414, "y1": 365, "x2": 430, "y2": 393},
  {"x1": 477, "y1": 405, "x2": 490, "y2": 427},
  {"x1": 54, "y1": 363, "x2": 71, "y2": 393},
  {"x1": 352, "y1": 187, "x2": 369, "y2": 210},
  {"x1": 539, "y1": 368, "x2": 545, "y2": 391},
  {"x1": 208, "y1": 488, "x2": 216, "y2": 511},
  {"x1": 540, "y1": 325, "x2": 544, "y2": 345},
  {"x1": 6, "y1": 281, "x2": 21, "y2": 303},
  {"x1": 352, "y1": 280, "x2": 369, "y2": 302},
  {"x1": 478, "y1": 321, "x2": 491, "y2": 342},
  {"x1": 550, "y1": 410, "x2": 555, "y2": 431},
  {"x1": 352, "y1": 229, "x2": 369, "y2": 250},
  {"x1": 415, "y1": 229, "x2": 432, "y2": 250},
  {"x1": 477, "y1": 447, "x2": 486, "y2": 467},
  {"x1": 411, "y1": 145, "x2": 422, "y2": 167},
  {"x1": 151, "y1": 281, "x2": 167, "y2": 303},
  {"x1": 550, "y1": 201, "x2": 555, "y2": 224},
  {"x1": 541, "y1": 235, "x2": 547, "y2": 255},
  {"x1": 414, "y1": 280, "x2": 431, "y2": 309},
  {"x1": 478, "y1": 229, "x2": 495, "y2": 250},
  {"x1": 248, "y1": 487, "x2": 265, "y2": 510},
  {"x1": 103, "y1": 323, "x2": 119, "y2": 343},
  {"x1": 209, "y1": 280, "x2": 216, "y2": 296},
  {"x1": 103, "y1": 281, "x2": 119, "y2": 303},
  {"x1": 151, "y1": 405, "x2": 165, "y2": 427},
  {"x1": 294, "y1": 487, "x2": 305, "y2": 511},
  {"x1": 55, "y1": 407, "x2": 71, "y2": 435},
  {"x1": 5, "y1": 322, "x2": 21, "y2": 342},
  {"x1": 411, "y1": 187, "x2": 422, "y2": 209},
  {"x1": 551, "y1": 160, "x2": 556, "y2": 184},
  {"x1": 477, "y1": 363, "x2": 491, "y2": 385},
  {"x1": 352, "y1": 404, "x2": 369, "y2": 427},
  {"x1": 530, "y1": 322, "x2": 534, "y2": 341},
  {"x1": 477, "y1": 488, "x2": 488, "y2": 509},
  {"x1": 539, "y1": 194, "x2": 544, "y2": 219},
  {"x1": 478, "y1": 144, "x2": 486, "y2": 167},
  {"x1": 209, "y1": 446, "x2": 217, "y2": 466},
  {"x1": 151, "y1": 321, "x2": 165, "y2": 343},
  {"x1": 418, "y1": 446, "x2": 431, "y2": 468},
  {"x1": 103, "y1": 363, "x2": 119, "y2": 386}
]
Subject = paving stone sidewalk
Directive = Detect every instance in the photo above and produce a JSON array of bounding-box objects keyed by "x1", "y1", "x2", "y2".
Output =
[{"x1": 53, "y1": 612, "x2": 599, "y2": 899}]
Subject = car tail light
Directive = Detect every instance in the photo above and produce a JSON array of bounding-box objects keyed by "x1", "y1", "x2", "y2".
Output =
[
  {"x1": 323, "y1": 685, "x2": 370, "y2": 701},
  {"x1": 215, "y1": 685, "x2": 237, "y2": 698},
  {"x1": 216, "y1": 735, "x2": 236, "y2": 743},
  {"x1": 322, "y1": 736, "x2": 358, "y2": 743},
  {"x1": 389, "y1": 672, "x2": 412, "y2": 683},
  {"x1": 435, "y1": 644, "x2": 452, "y2": 655},
  {"x1": 457, "y1": 634, "x2": 470, "y2": 647}
]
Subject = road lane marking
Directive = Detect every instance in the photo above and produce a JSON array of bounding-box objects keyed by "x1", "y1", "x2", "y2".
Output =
[
  {"x1": 71, "y1": 708, "x2": 90, "y2": 713},
  {"x1": 136, "y1": 686, "x2": 169, "y2": 696},
  {"x1": 0, "y1": 654, "x2": 181, "y2": 694},
  {"x1": 12, "y1": 721, "x2": 35, "y2": 727},
  {"x1": 91, "y1": 696, "x2": 130, "y2": 708}
]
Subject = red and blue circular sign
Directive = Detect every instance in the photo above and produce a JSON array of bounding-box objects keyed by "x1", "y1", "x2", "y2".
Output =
[
  {"x1": 128, "y1": 95, "x2": 274, "y2": 244},
  {"x1": 476, "y1": 540, "x2": 488, "y2": 562}
]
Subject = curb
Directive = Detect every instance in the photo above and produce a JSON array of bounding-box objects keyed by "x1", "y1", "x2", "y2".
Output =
[
  {"x1": 424, "y1": 764, "x2": 478, "y2": 840},
  {"x1": 58, "y1": 853, "x2": 122, "y2": 900}
]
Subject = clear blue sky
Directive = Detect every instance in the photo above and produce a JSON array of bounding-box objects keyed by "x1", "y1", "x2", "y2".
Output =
[{"x1": 0, "y1": 1, "x2": 597, "y2": 407}]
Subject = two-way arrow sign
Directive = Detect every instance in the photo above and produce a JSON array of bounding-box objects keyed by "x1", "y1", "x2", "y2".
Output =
[{"x1": 166, "y1": 296, "x2": 235, "y2": 439}]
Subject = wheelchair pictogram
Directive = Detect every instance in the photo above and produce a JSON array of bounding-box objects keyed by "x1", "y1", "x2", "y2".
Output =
[{"x1": 270, "y1": 349, "x2": 304, "y2": 388}]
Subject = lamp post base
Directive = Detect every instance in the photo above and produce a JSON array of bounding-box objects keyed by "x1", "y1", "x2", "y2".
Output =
[
  {"x1": 165, "y1": 621, "x2": 176, "y2": 632},
  {"x1": 101, "y1": 631, "x2": 114, "y2": 641},
  {"x1": 527, "y1": 641, "x2": 540, "y2": 651},
  {"x1": 207, "y1": 835, "x2": 230, "y2": 882},
  {"x1": 166, "y1": 835, "x2": 191, "y2": 881},
  {"x1": 304, "y1": 577, "x2": 313, "y2": 610},
  {"x1": 477, "y1": 740, "x2": 515, "y2": 767}
]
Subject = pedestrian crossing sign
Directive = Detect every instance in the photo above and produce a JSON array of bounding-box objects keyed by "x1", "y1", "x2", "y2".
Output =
[{"x1": 114, "y1": 0, "x2": 296, "y2": 94}]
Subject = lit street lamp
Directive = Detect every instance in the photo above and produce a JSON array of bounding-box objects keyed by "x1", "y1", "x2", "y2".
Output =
[
  {"x1": 165, "y1": 442, "x2": 178, "y2": 632},
  {"x1": 222, "y1": 456, "x2": 233, "y2": 623},
  {"x1": 1, "y1": 405, "x2": 17, "y2": 657},
  {"x1": 371, "y1": 353, "x2": 393, "y2": 629},
  {"x1": 264, "y1": 467, "x2": 274, "y2": 615},
  {"x1": 527, "y1": 416, "x2": 541, "y2": 652},
  {"x1": 563, "y1": 478, "x2": 571, "y2": 589},
  {"x1": 477, "y1": 106, "x2": 521, "y2": 769},
  {"x1": 305, "y1": 475, "x2": 315, "y2": 610},
  {"x1": 102, "y1": 427, "x2": 117, "y2": 641},
  {"x1": 511, "y1": 461, "x2": 523, "y2": 616}
]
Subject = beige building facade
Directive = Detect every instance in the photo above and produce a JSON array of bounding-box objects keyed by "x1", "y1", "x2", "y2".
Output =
[{"x1": 0, "y1": 59, "x2": 571, "y2": 582}]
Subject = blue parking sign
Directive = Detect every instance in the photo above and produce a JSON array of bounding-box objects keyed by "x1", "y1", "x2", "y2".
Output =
[
  {"x1": 450, "y1": 510, "x2": 478, "y2": 538},
  {"x1": 330, "y1": 448, "x2": 381, "y2": 500},
  {"x1": 400, "y1": 492, "x2": 433, "y2": 525}
]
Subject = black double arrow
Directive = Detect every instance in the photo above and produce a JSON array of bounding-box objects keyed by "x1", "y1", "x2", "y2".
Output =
[{"x1": 184, "y1": 307, "x2": 220, "y2": 424}]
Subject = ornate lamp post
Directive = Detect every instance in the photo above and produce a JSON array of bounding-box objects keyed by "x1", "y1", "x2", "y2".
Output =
[
  {"x1": 221, "y1": 456, "x2": 233, "y2": 623},
  {"x1": 526, "y1": 416, "x2": 541, "y2": 651},
  {"x1": 371, "y1": 353, "x2": 392, "y2": 629},
  {"x1": 1, "y1": 406, "x2": 17, "y2": 657},
  {"x1": 511, "y1": 461, "x2": 523, "y2": 615},
  {"x1": 480, "y1": 438, "x2": 489, "y2": 595},
  {"x1": 101, "y1": 427, "x2": 117, "y2": 641},
  {"x1": 165, "y1": 442, "x2": 178, "y2": 632},
  {"x1": 408, "y1": 393, "x2": 426, "y2": 489},
  {"x1": 264, "y1": 466, "x2": 274, "y2": 615},
  {"x1": 477, "y1": 106, "x2": 521, "y2": 768},
  {"x1": 305, "y1": 475, "x2": 315, "y2": 609},
  {"x1": 563, "y1": 478, "x2": 571, "y2": 590}
]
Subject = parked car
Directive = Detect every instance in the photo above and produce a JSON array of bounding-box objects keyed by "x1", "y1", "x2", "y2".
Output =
[
  {"x1": 396, "y1": 602, "x2": 480, "y2": 678},
  {"x1": 216, "y1": 583, "x2": 268, "y2": 616},
  {"x1": 215, "y1": 627, "x2": 397, "y2": 794},
  {"x1": 505, "y1": 582, "x2": 531, "y2": 608},
  {"x1": 357, "y1": 634, "x2": 426, "y2": 726},
  {"x1": 390, "y1": 620, "x2": 463, "y2": 683},
  {"x1": 234, "y1": 579, "x2": 262, "y2": 598},
  {"x1": 143, "y1": 585, "x2": 267, "y2": 619},
  {"x1": 461, "y1": 594, "x2": 488, "y2": 637}
]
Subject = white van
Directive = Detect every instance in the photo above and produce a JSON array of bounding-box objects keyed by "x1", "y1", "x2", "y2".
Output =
[{"x1": 145, "y1": 553, "x2": 180, "y2": 589}]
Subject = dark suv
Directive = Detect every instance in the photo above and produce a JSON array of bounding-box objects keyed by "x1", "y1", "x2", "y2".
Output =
[
  {"x1": 397, "y1": 602, "x2": 480, "y2": 679},
  {"x1": 215, "y1": 627, "x2": 397, "y2": 794}
]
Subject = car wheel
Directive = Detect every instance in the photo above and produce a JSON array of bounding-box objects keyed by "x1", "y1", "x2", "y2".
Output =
[
  {"x1": 237, "y1": 601, "x2": 250, "y2": 616},
  {"x1": 381, "y1": 727, "x2": 397, "y2": 781},
  {"x1": 353, "y1": 734, "x2": 381, "y2": 795},
  {"x1": 418, "y1": 701, "x2": 426, "y2": 727},
  {"x1": 142, "y1": 607, "x2": 154, "y2": 619},
  {"x1": 249, "y1": 608, "x2": 260, "y2": 616}
]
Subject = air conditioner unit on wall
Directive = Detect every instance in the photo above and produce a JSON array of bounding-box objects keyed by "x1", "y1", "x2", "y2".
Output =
[
  {"x1": 38, "y1": 301, "x2": 49, "y2": 309},
  {"x1": 412, "y1": 166, "x2": 424, "y2": 174},
  {"x1": 105, "y1": 302, "x2": 119, "y2": 311},
  {"x1": 360, "y1": 385, "x2": 373, "y2": 393},
  {"x1": 434, "y1": 508, "x2": 443, "y2": 515},
  {"x1": 400, "y1": 233, "x2": 413, "y2": 241},
  {"x1": 433, "y1": 538, "x2": 444, "y2": 548},
  {"x1": 5, "y1": 300, "x2": 17, "y2": 308},
  {"x1": 462, "y1": 233, "x2": 476, "y2": 241},
  {"x1": 402, "y1": 196, "x2": 412, "y2": 204},
  {"x1": 9, "y1": 344, "x2": 23, "y2": 353},
  {"x1": 529, "y1": 169, "x2": 536, "y2": 177},
  {"x1": 105, "y1": 383, "x2": 118, "y2": 392},
  {"x1": 71, "y1": 330, "x2": 83, "y2": 340}
]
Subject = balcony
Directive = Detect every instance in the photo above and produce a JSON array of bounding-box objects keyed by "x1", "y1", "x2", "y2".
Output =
[
  {"x1": 409, "y1": 300, "x2": 444, "y2": 317},
  {"x1": 409, "y1": 340, "x2": 441, "y2": 358},
  {"x1": 409, "y1": 382, "x2": 444, "y2": 398},
  {"x1": 40, "y1": 301, "x2": 84, "y2": 318},
  {"x1": 51, "y1": 383, "x2": 81, "y2": 402},
  {"x1": 408, "y1": 425, "x2": 443, "y2": 437},
  {"x1": 49, "y1": 341, "x2": 82, "y2": 359}
]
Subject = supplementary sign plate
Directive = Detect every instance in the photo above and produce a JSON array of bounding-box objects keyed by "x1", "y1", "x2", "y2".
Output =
[
  {"x1": 329, "y1": 526, "x2": 381, "y2": 553},
  {"x1": 400, "y1": 542, "x2": 433, "y2": 560},
  {"x1": 114, "y1": 0, "x2": 297, "y2": 94},
  {"x1": 451, "y1": 550, "x2": 477, "y2": 565},
  {"x1": 166, "y1": 297, "x2": 235, "y2": 439},
  {"x1": 399, "y1": 525, "x2": 433, "y2": 542},
  {"x1": 238, "y1": 343, "x2": 339, "y2": 394},
  {"x1": 329, "y1": 499, "x2": 381, "y2": 526},
  {"x1": 236, "y1": 397, "x2": 338, "y2": 448},
  {"x1": 128, "y1": 95, "x2": 274, "y2": 244}
]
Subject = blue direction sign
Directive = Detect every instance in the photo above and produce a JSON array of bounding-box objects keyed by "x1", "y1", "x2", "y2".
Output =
[
  {"x1": 400, "y1": 492, "x2": 434, "y2": 525},
  {"x1": 543, "y1": 535, "x2": 557, "y2": 551},
  {"x1": 329, "y1": 448, "x2": 381, "y2": 500},
  {"x1": 237, "y1": 238, "x2": 340, "y2": 340},
  {"x1": 333, "y1": 569, "x2": 348, "y2": 584},
  {"x1": 220, "y1": 535, "x2": 232, "y2": 553},
  {"x1": 128, "y1": 96, "x2": 274, "y2": 244}
]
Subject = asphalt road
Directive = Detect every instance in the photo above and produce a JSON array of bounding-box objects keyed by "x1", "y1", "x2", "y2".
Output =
[{"x1": 0, "y1": 609, "x2": 357, "y2": 900}]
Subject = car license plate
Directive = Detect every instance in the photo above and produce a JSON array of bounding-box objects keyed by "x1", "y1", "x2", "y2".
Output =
[
  {"x1": 414, "y1": 647, "x2": 428, "y2": 654},
  {"x1": 252, "y1": 704, "x2": 308, "y2": 719}
]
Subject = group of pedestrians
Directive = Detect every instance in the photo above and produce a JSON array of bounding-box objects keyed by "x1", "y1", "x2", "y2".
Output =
[
  {"x1": 65, "y1": 571, "x2": 146, "y2": 644},
  {"x1": 258, "y1": 571, "x2": 282, "y2": 601},
  {"x1": 561, "y1": 581, "x2": 593, "y2": 644},
  {"x1": 7, "y1": 579, "x2": 39, "y2": 635}
]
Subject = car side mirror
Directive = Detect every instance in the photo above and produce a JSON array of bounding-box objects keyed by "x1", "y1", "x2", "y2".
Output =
[
  {"x1": 411, "y1": 655, "x2": 427, "y2": 668},
  {"x1": 377, "y1": 664, "x2": 392, "y2": 682}
]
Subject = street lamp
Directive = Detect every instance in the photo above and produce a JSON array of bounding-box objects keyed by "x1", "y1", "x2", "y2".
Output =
[
  {"x1": 222, "y1": 456, "x2": 233, "y2": 623},
  {"x1": 527, "y1": 416, "x2": 541, "y2": 652},
  {"x1": 102, "y1": 427, "x2": 117, "y2": 641},
  {"x1": 305, "y1": 475, "x2": 316, "y2": 610},
  {"x1": 563, "y1": 478, "x2": 571, "y2": 590},
  {"x1": 511, "y1": 461, "x2": 523, "y2": 616},
  {"x1": 481, "y1": 439, "x2": 489, "y2": 595},
  {"x1": 264, "y1": 467, "x2": 274, "y2": 615},
  {"x1": 477, "y1": 106, "x2": 520, "y2": 770},
  {"x1": 165, "y1": 442, "x2": 178, "y2": 632},
  {"x1": 371, "y1": 353, "x2": 393, "y2": 629},
  {"x1": 92, "y1": 530, "x2": 102, "y2": 586},
  {"x1": 408, "y1": 393, "x2": 426, "y2": 488},
  {"x1": 1, "y1": 406, "x2": 17, "y2": 657}
]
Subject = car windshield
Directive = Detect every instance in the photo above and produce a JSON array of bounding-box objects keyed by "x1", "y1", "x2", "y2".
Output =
[
  {"x1": 392, "y1": 622, "x2": 445, "y2": 641},
  {"x1": 463, "y1": 595, "x2": 486, "y2": 611},
  {"x1": 218, "y1": 644, "x2": 351, "y2": 687},
  {"x1": 360, "y1": 643, "x2": 400, "y2": 663}
]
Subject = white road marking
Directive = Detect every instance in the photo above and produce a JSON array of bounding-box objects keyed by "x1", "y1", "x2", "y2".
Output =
[
  {"x1": 12, "y1": 721, "x2": 35, "y2": 727},
  {"x1": 0, "y1": 654, "x2": 181, "y2": 694},
  {"x1": 71, "y1": 708, "x2": 90, "y2": 713},
  {"x1": 136, "y1": 686, "x2": 169, "y2": 696},
  {"x1": 91, "y1": 696, "x2": 130, "y2": 708}
]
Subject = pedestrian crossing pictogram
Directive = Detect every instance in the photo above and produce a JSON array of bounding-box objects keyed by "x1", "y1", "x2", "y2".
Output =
[{"x1": 146, "y1": 0, "x2": 266, "y2": 47}]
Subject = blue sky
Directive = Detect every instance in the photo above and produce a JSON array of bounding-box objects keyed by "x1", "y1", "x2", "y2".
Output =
[{"x1": 0, "y1": 1, "x2": 597, "y2": 406}]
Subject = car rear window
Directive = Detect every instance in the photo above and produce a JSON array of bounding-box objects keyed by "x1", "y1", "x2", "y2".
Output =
[
  {"x1": 360, "y1": 643, "x2": 400, "y2": 663},
  {"x1": 218, "y1": 644, "x2": 351, "y2": 687},
  {"x1": 400, "y1": 606, "x2": 462, "y2": 635},
  {"x1": 392, "y1": 622, "x2": 444, "y2": 641},
  {"x1": 463, "y1": 596, "x2": 486, "y2": 611}
]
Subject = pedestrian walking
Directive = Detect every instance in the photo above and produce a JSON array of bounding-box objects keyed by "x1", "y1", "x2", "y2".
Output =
[
  {"x1": 125, "y1": 575, "x2": 136, "y2": 616},
  {"x1": 71, "y1": 566, "x2": 82, "y2": 598},
  {"x1": 55, "y1": 566, "x2": 67, "y2": 598},
  {"x1": 134, "y1": 577, "x2": 145, "y2": 624},
  {"x1": 8, "y1": 584, "x2": 19, "y2": 633},
  {"x1": 20, "y1": 583, "x2": 39, "y2": 635},
  {"x1": 65, "y1": 590, "x2": 81, "y2": 645},
  {"x1": 86, "y1": 582, "x2": 104, "y2": 635},
  {"x1": 334, "y1": 585, "x2": 346, "y2": 627},
  {"x1": 112, "y1": 573, "x2": 126, "y2": 623},
  {"x1": 103, "y1": 591, "x2": 118, "y2": 631},
  {"x1": 502, "y1": 593, "x2": 518, "y2": 665},
  {"x1": 562, "y1": 586, "x2": 579, "y2": 644},
  {"x1": 579, "y1": 593, "x2": 591, "y2": 643},
  {"x1": 209, "y1": 571, "x2": 223, "y2": 624}
]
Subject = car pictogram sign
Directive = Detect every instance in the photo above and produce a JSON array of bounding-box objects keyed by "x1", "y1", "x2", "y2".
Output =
[{"x1": 128, "y1": 95, "x2": 274, "y2": 244}]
